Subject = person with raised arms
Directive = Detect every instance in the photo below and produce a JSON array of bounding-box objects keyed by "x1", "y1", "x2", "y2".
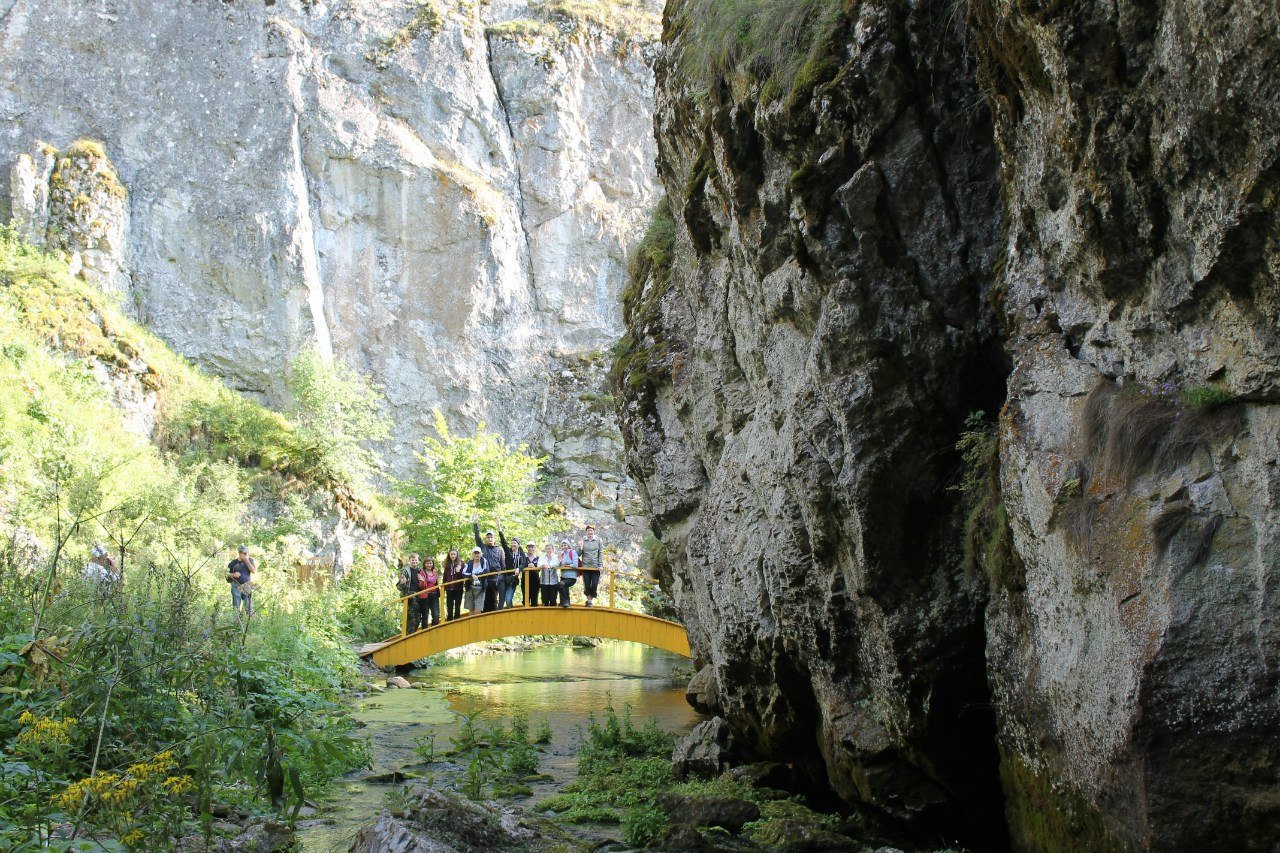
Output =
[
  {"x1": 497, "y1": 520, "x2": 522, "y2": 610},
  {"x1": 473, "y1": 516, "x2": 504, "y2": 612}
]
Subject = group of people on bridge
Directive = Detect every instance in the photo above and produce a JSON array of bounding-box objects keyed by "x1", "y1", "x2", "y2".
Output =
[{"x1": 396, "y1": 518, "x2": 606, "y2": 633}]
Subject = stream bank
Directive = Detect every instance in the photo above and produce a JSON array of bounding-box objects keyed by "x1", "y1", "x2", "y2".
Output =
[{"x1": 298, "y1": 642, "x2": 700, "y2": 851}]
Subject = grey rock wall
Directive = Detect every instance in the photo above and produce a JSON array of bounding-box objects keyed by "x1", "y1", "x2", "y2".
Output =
[
  {"x1": 0, "y1": 0, "x2": 658, "y2": 539},
  {"x1": 616, "y1": 0, "x2": 1007, "y2": 843},
  {"x1": 621, "y1": 0, "x2": 1280, "y2": 849},
  {"x1": 974, "y1": 0, "x2": 1280, "y2": 848}
]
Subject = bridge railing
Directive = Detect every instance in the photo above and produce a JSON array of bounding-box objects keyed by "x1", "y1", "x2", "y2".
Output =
[{"x1": 391, "y1": 565, "x2": 663, "y2": 638}]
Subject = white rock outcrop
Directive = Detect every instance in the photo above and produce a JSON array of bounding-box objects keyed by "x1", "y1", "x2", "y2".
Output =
[{"x1": 0, "y1": 0, "x2": 658, "y2": 538}]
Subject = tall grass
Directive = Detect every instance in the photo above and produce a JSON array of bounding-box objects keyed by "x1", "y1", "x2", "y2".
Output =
[{"x1": 666, "y1": 0, "x2": 846, "y2": 104}]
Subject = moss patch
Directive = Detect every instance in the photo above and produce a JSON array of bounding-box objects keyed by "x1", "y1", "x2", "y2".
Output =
[
  {"x1": 485, "y1": 0, "x2": 660, "y2": 50},
  {"x1": 955, "y1": 412, "x2": 1024, "y2": 593},
  {"x1": 610, "y1": 198, "x2": 678, "y2": 409},
  {"x1": 1000, "y1": 748, "x2": 1125, "y2": 853}
]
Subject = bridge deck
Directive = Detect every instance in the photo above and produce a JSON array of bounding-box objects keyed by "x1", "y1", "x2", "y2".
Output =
[{"x1": 364, "y1": 605, "x2": 691, "y2": 667}]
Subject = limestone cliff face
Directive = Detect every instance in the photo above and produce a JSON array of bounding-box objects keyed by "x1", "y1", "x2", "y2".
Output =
[
  {"x1": 619, "y1": 0, "x2": 1280, "y2": 848},
  {"x1": 0, "y1": 0, "x2": 658, "y2": 536},
  {"x1": 975, "y1": 1, "x2": 1280, "y2": 849},
  {"x1": 617, "y1": 0, "x2": 1007, "y2": 842}
]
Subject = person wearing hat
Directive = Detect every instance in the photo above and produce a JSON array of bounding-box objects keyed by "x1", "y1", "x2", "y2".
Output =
[
  {"x1": 84, "y1": 543, "x2": 121, "y2": 593},
  {"x1": 577, "y1": 524, "x2": 603, "y2": 607},
  {"x1": 522, "y1": 540, "x2": 540, "y2": 606},
  {"x1": 497, "y1": 521, "x2": 527, "y2": 609},
  {"x1": 226, "y1": 546, "x2": 256, "y2": 617},
  {"x1": 462, "y1": 546, "x2": 487, "y2": 614},
  {"x1": 557, "y1": 539, "x2": 579, "y2": 607}
]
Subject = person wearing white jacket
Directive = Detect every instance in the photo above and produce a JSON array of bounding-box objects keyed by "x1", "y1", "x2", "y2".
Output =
[{"x1": 536, "y1": 543, "x2": 560, "y2": 607}]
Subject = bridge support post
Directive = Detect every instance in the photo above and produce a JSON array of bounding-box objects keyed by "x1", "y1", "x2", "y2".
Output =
[
  {"x1": 608, "y1": 569, "x2": 615, "y2": 609},
  {"x1": 401, "y1": 598, "x2": 409, "y2": 637}
]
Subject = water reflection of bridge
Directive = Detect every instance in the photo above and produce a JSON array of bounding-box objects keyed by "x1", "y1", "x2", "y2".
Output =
[{"x1": 359, "y1": 570, "x2": 690, "y2": 667}]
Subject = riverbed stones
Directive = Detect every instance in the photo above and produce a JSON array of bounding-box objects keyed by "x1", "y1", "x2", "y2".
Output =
[
  {"x1": 348, "y1": 787, "x2": 585, "y2": 853},
  {"x1": 386, "y1": 675, "x2": 411, "y2": 690},
  {"x1": 671, "y1": 717, "x2": 738, "y2": 781},
  {"x1": 178, "y1": 816, "x2": 293, "y2": 852},
  {"x1": 655, "y1": 792, "x2": 760, "y2": 834}
]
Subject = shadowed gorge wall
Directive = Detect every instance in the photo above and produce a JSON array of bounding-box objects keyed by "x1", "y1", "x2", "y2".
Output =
[
  {"x1": 975, "y1": 0, "x2": 1280, "y2": 848},
  {"x1": 616, "y1": 0, "x2": 1008, "y2": 844},
  {"x1": 617, "y1": 0, "x2": 1280, "y2": 849}
]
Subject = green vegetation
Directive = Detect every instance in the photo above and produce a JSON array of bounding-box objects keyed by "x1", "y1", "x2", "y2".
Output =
[
  {"x1": 955, "y1": 411, "x2": 1023, "y2": 593},
  {"x1": 484, "y1": 17, "x2": 559, "y2": 43},
  {"x1": 368, "y1": 0, "x2": 445, "y2": 68},
  {"x1": 1179, "y1": 383, "x2": 1236, "y2": 412},
  {"x1": 485, "y1": 0, "x2": 661, "y2": 50},
  {"x1": 397, "y1": 411, "x2": 562, "y2": 557},
  {"x1": 1079, "y1": 380, "x2": 1242, "y2": 489},
  {"x1": 285, "y1": 345, "x2": 391, "y2": 488},
  {"x1": 0, "y1": 226, "x2": 389, "y2": 528},
  {"x1": 1000, "y1": 747, "x2": 1120, "y2": 852},
  {"x1": 1058, "y1": 380, "x2": 1241, "y2": 561},
  {"x1": 0, "y1": 229, "x2": 396, "y2": 847},
  {"x1": 538, "y1": 704, "x2": 848, "y2": 847},
  {"x1": 666, "y1": 0, "x2": 846, "y2": 105},
  {"x1": 436, "y1": 711, "x2": 546, "y2": 799},
  {"x1": 537, "y1": 703, "x2": 676, "y2": 828},
  {"x1": 611, "y1": 199, "x2": 677, "y2": 407},
  {"x1": 47, "y1": 140, "x2": 127, "y2": 203}
]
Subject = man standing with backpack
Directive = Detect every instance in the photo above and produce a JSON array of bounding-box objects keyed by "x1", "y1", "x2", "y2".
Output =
[{"x1": 226, "y1": 545, "x2": 256, "y2": 618}]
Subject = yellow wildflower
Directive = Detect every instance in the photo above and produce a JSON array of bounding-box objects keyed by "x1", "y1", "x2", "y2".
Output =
[
  {"x1": 17, "y1": 713, "x2": 77, "y2": 747},
  {"x1": 162, "y1": 775, "x2": 195, "y2": 796}
]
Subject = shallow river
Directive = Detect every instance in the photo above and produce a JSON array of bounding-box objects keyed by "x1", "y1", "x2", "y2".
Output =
[{"x1": 299, "y1": 642, "x2": 700, "y2": 851}]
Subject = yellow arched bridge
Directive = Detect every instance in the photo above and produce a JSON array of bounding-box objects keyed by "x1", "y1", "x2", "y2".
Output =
[{"x1": 360, "y1": 568, "x2": 690, "y2": 668}]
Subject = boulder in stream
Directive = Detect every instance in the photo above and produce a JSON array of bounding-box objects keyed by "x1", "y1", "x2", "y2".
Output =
[
  {"x1": 671, "y1": 716, "x2": 738, "y2": 780},
  {"x1": 348, "y1": 787, "x2": 586, "y2": 853},
  {"x1": 655, "y1": 792, "x2": 760, "y2": 833},
  {"x1": 386, "y1": 676, "x2": 411, "y2": 689}
]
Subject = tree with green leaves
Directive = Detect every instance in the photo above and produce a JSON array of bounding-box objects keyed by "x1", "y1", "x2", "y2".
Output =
[
  {"x1": 397, "y1": 411, "x2": 562, "y2": 557},
  {"x1": 285, "y1": 346, "x2": 390, "y2": 486}
]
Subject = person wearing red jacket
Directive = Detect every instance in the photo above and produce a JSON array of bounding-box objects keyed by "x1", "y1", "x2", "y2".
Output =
[{"x1": 420, "y1": 556, "x2": 441, "y2": 627}]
